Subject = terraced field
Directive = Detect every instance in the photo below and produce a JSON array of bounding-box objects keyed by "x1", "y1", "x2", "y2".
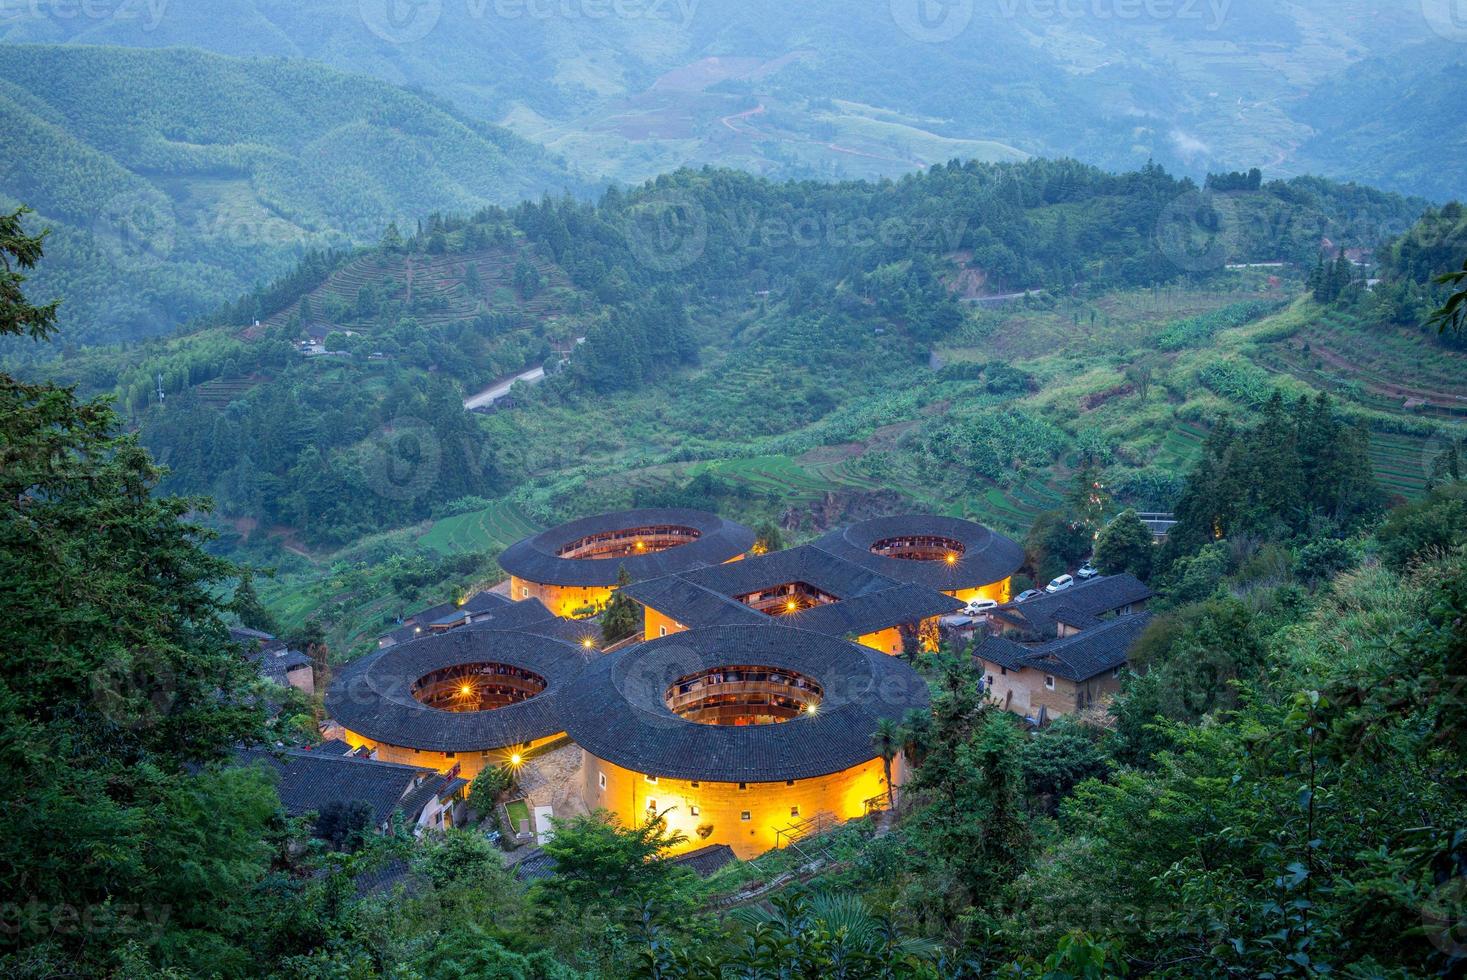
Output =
[
  {"x1": 417, "y1": 499, "x2": 543, "y2": 556},
  {"x1": 254, "y1": 244, "x2": 578, "y2": 338},
  {"x1": 1152, "y1": 421, "x2": 1210, "y2": 471},
  {"x1": 1369, "y1": 431, "x2": 1439, "y2": 500}
]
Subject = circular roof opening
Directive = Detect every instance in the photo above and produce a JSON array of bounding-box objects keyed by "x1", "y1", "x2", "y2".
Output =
[
  {"x1": 665, "y1": 664, "x2": 823, "y2": 727},
  {"x1": 556, "y1": 524, "x2": 702, "y2": 561},
  {"x1": 412, "y1": 662, "x2": 547, "y2": 713},
  {"x1": 871, "y1": 535, "x2": 966, "y2": 564}
]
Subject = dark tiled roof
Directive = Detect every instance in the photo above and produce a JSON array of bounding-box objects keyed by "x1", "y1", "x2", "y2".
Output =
[
  {"x1": 514, "y1": 848, "x2": 558, "y2": 882},
  {"x1": 677, "y1": 544, "x2": 902, "y2": 600},
  {"x1": 253, "y1": 648, "x2": 312, "y2": 684},
  {"x1": 397, "y1": 774, "x2": 466, "y2": 824},
  {"x1": 792, "y1": 583, "x2": 962, "y2": 637},
  {"x1": 815, "y1": 515, "x2": 1024, "y2": 592},
  {"x1": 310, "y1": 739, "x2": 354, "y2": 755},
  {"x1": 625, "y1": 548, "x2": 959, "y2": 638},
  {"x1": 621, "y1": 576, "x2": 767, "y2": 629},
  {"x1": 381, "y1": 596, "x2": 558, "y2": 646},
  {"x1": 972, "y1": 635, "x2": 1032, "y2": 672},
  {"x1": 990, "y1": 574, "x2": 1152, "y2": 634},
  {"x1": 498, "y1": 509, "x2": 755, "y2": 588},
  {"x1": 237, "y1": 747, "x2": 429, "y2": 828},
  {"x1": 325, "y1": 628, "x2": 589, "y2": 752},
  {"x1": 974, "y1": 613, "x2": 1153, "y2": 682},
  {"x1": 668, "y1": 843, "x2": 737, "y2": 876},
  {"x1": 562, "y1": 625, "x2": 930, "y2": 782}
]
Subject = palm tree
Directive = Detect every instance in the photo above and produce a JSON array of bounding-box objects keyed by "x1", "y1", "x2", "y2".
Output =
[
  {"x1": 870, "y1": 718, "x2": 903, "y2": 809},
  {"x1": 900, "y1": 707, "x2": 934, "y2": 768}
]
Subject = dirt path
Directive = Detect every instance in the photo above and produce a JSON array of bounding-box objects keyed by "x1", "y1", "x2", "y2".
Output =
[{"x1": 1309, "y1": 342, "x2": 1467, "y2": 408}]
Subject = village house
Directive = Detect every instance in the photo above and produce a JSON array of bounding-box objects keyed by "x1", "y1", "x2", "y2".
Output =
[
  {"x1": 238, "y1": 746, "x2": 468, "y2": 836},
  {"x1": 973, "y1": 613, "x2": 1153, "y2": 725}
]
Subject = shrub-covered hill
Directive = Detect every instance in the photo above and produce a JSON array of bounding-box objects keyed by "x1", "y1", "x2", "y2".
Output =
[
  {"x1": 0, "y1": 44, "x2": 592, "y2": 352},
  {"x1": 43, "y1": 157, "x2": 1457, "y2": 581}
]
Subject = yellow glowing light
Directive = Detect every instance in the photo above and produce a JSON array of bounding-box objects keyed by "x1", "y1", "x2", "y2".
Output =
[
  {"x1": 945, "y1": 553, "x2": 958, "y2": 565},
  {"x1": 581, "y1": 637, "x2": 595, "y2": 649},
  {"x1": 804, "y1": 703, "x2": 818, "y2": 715},
  {"x1": 635, "y1": 541, "x2": 646, "y2": 551},
  {"x1": 459, "y1": 684, "x2": 473, "y2": 697},
  {"x1": 509, "y1": 753, "x2": 524, "y2": 767},
  {"x1": 785, "y1": 599, "x2": 799, "y2": 613}
]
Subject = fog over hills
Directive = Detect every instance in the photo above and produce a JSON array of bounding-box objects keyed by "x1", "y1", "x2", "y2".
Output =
[{"x1": 2, "y1": 0, "x2": 1459, "y2": 197}]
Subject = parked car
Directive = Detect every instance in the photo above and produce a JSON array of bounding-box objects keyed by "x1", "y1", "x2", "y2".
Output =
[
  {"x1": 1045, "y1": 574, "x2": 1075, "y2": 593},
  {"x1": 963, "y1": 598, "x2": 999, "y2": 618},
  {"x1": 1076, "y1": 561, "x2": 1100, "y2": 580},
  {"x1": 1013, "y1": 589, "x2": 1044, "y2": 603}
]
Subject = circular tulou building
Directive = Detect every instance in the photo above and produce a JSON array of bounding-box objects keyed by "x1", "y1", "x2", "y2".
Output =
[
  {"x1": 815, "y1": 514, "x2": 1024, "y2": 604},
  {"x1": 497, "y1": 508, "x2": 756, "y2": 619},
  {"x1": 562, "y1": 624, "x2": 930, "y2": 859},
  {"x1": 325, "y1": 628, "x2": 587, "y2": 779}
]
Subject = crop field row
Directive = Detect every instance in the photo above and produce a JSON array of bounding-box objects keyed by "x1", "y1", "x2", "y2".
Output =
[{"x1": 417, "y1": 499, "x2": 542, "y2": 555}]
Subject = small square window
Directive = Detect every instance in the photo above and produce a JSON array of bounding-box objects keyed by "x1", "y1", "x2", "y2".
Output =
[
  {"x1": 740, "y1": 811, "x2": 751, "y2": 821},
  {"x1": 790, "y1": 806, "x2": 799, "y2": 817},
  {"x1": 690, "y1": 805, "x2": 700, "y2": 817},
  {"x1": 598, "y1": 772, "x2": 606, "y2": 791},
  {"x1": 659, "y1": 626, "x2": 667, "y2": 637},
  {"x1": 645, "y1": 775, "x2": 658, "y2": 784},
  {"x1": 521, "y1": 586, "x2": 529, "y2": 598},
  {"x1": 1045, "y1": 675, "x2": 1055, "y2": 690},
  {"x1": 690, "y1": 781, "x2": 700, "y2": 788},
  {"x1": 445, "y1": 751, "x2": 455, "y2": 759},
  {"x1": 647, "y1": 799, "x2": 657, "y2": 810}
]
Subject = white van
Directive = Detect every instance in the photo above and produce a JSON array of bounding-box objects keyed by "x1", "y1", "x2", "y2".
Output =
[{"x1": 1045, "y1": 574, "x2": 1074, "y2": 593}]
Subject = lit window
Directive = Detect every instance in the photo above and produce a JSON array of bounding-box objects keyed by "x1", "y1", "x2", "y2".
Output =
[
  {"x1": 1045, "y1": 675, "x2": 1055, "y2": 690},
  {"x1": 790, "y1": 806, "x2": 799, "y2": 817},
  {"x1": 740, "y1": 811, "x2": 751, "y2": 821},
  {"x1": 659, "y1": 626, "x2": 667, "y2": 637},
  {"x1": 690, "y1": 805, "x2": 700, "y2": 816},
  {"x1": 598, "y1": 772, "x2": 606, "y2": 791},
  {"x1": 521, "y1": 587, "x2": 529, "y2": 598}
]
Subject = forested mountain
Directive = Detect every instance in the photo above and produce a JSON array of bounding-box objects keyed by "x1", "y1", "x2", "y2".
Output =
[
  {"x1": 1, "y1": 0, "x2": 1455, "y2": 196},
  {"x1": 44, "y1": 159, "x2": 1450, "y2": 590},
  {"x1": 0, "y1": 44, "x2": 590, "y2": 352},
  {"x1": 1293, "y1": 40, "x2": 1467, "y2": 204}
]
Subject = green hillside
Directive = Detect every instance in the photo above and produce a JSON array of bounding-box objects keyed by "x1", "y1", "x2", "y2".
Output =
[
  {"x1": 0, "y1": 44, "x2": 590, "y2": 353},
  {"x1": 2, "y1": 0, "x2": 1451, "y2": 192},
  {"x1": 32, "y1": 157, "x2": 1460, "y2": 653},
  {"x1": 1294, "y1": 40, "x2": 1467, "y2": 202}
]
